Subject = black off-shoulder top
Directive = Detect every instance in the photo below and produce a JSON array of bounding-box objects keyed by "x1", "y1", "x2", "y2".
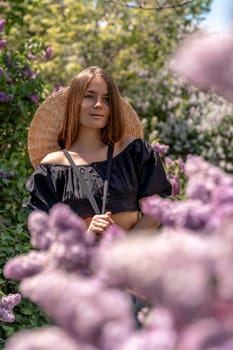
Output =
[{"x1": 25, "y1": 139, "x2": 172, "y2": 218}]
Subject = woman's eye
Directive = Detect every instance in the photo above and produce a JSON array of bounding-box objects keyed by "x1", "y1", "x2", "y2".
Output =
[
  {"x1": 104, "y1": 96, "x2": 110, "y2": 103},
  {"x1": 84, "y1": 94, "x2": 93, "y2": 99}
]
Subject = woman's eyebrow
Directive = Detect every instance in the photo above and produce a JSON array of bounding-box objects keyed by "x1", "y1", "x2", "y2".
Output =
[{"x1": 86, "y1": 89, "x2": 109, "y2": 96}]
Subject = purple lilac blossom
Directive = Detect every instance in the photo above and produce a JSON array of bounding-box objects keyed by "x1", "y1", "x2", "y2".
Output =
[
  {"x1": 27, "y1": 52, "x2": 36, "y2": 60},
  {"x1": 0, "y1": 293, "x2": 21, "y2": 322},
  {"x1": 5, "y1": 204, "x2": 96, "y2": 277},
  {"x1": 145, "y1": 307, "x2": 175, "y2": 331},
  {"x1": 212, "y1": 185, "x2": 233, "y2": 207},
  {"x1": 164, "y1": 156, "x2": 174, "y2": 167},
  {"x1": 98, "y1": 224, "x2": 126, "y2": 248},
  {"x1": 177, "y1": 318, "x2": 233, "y2": 350},
  {"x1": 152, "y1": 142, "x2": 169, "y2": 156},
  {"x1": 185, "y1": 155, "x2": 233, "y2": 187},
  {"x1": 6, "y1": 76, "x2": 12, "y2": 84},
  {"x1": 0, "y1": 91, "x2": 13, "y2": 103},
  {"x1": 0, "y1": 39, "x2": 7, "y2": 49},
  {"x1": 4, "y1": 251, "x2": 46, "y2": 280},
  {"x1": 47, "y1": 204, "x2": 95, "y2": 273},
  {"x1": 126, "y1": 307, "x2": 178, "y2": 350},
  {"x1": 171, "y1": 174, "x2": 180, "y2": 196},
  {"x1": 142, "y1": 196, "x2": 212, "y2": 231},
  {"x1": 116, "y1": 331, "x2": 175, "y2": 350},
  {"x1": 185, "y1": 165, "x2": 233, "y2": 204},
  {"x1": 4, "y1": 326, "x2": 98, "y2": 350},
  {"x1": 28, "y1": 210, "x2": 53, "y2": 250},
  {"x1": 113, "y1": 309, "x2": 177, "y2": 350},
  {"x1": 20, "y1": 270, "x2": 134, "y2": 346},
  {"x1": 48, "y1": 203, "x2": 88, "y2": 244},
  {"x1": 0, "y1": 169, "x2": 13, "y2": 179},
  {"x1": 172, "y1": 31, "x2": 233, "y2": 100},
  {"x1": 214, "y1": 230, "x2": 233, "y2": 301},
  {"x1": 4, "y1": 54, "x2": 11, "y2": 67},
  {"x1": 22, "y1": 66, "x2": 36, "y2": 79},
  {"x1": 95, "y1": 231, "x2": 218, "y2": 313},
  {"x1": 177, "y1": 156, "x2": 185, "y2": 174},
  {"x1": 100, "y1": 321, "x2": 135, "y2": 350},
  {"x1": 28, "y1": 94, "x2": 39, "y2": 104},
  {"x1": 143, "y1": 156, "x2": 233, "y2": 232},
  {"x1": 43, "y1": 46, "x2": 52, "y2": 61},
  {"x1": 207, "y1": 205, "x2": 233, "y2": 232},
  {"x1": 0, "y1": 19, "x2": 6, "y2": 32}
]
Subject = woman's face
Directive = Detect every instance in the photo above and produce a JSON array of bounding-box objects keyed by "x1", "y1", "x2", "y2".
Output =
[{"x1": 79, "y1": 75, "x2": 110, "y2": 130}]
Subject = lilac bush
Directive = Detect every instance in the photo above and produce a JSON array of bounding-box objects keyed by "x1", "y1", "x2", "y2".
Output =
[
  {"x1": 0, "y1": 12, "x2": 55, "y2": 342},
  {"x1": 2, "y1": 152, "x2": 233, "y2": 349},
  {"x1": 149, "y1": 63, "x2": 233, "y2": 172}
]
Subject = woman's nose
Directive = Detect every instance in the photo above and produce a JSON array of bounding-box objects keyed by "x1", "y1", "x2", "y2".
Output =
[{"x1": 94, "y1": 99, "x2": 102, "y2": 108}]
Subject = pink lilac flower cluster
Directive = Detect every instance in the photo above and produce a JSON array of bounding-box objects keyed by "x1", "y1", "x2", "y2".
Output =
[
  {"x1": 0, "y1": 293, "x2": 21, "y2": 322},
  {"x1": 0, "y1": 18, "x2": 7, "y2": 50},
  {"x1": 152, "y1": 142, "x2": 169, "y2": 156},
  {"x1": 3, "y1": 156, "x2": 233, "y2": 349},
  {"x1": 142, "y1": 155, "x2": 233, "y2": 232},
  {"x1": 4, "y1": 204, "x2": 97, "y2": 280},
  {"x1": 152, "y1": 142, "x2": 185, "y2": 197},
  {"x1": 172, "y1": 31, "x2": 233, "y2": 100}
]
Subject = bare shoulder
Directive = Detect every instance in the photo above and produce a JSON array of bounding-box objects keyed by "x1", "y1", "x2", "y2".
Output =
[{"x1": 40, "y1": 150, "x2": 66, "y2": 165}]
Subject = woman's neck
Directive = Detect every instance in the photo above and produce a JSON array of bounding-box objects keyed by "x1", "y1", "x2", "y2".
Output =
[{"x1": 69, "y1": 128, "x2": 105, "y2": 154}]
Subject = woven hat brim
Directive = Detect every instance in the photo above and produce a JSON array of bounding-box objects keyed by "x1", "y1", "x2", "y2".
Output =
[{"x1": 28, "y1": 88, "x2": 143, "y2": 168}]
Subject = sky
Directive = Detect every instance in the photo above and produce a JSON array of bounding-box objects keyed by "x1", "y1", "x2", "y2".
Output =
[{"x1": 202, "y1": 0, "x2": 233, "y2": 32}]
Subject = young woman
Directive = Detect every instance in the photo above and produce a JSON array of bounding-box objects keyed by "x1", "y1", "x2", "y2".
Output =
[{"x1": 25, "y1": 66, "x2": 171, "y2": 237}]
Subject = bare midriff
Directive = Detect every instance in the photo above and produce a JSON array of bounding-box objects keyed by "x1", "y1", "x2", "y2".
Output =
[{"x1": 84, "y1": 210, "x2": 139, "y2": 232}]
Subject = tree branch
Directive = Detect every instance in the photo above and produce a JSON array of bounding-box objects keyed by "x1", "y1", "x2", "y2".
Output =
[{"x1": 105, "y1": 0, "x2": 196, "y2": 10}]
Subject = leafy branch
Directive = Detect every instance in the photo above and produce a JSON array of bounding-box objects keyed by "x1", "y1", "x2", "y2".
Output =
[{"x1": 105, "y1": 0, "x2": 196, "y2": 10}]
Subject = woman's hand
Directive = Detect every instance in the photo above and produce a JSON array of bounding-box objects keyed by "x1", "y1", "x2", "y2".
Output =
[{"x1": 87, "y1": 211, "x2": 114, "y2": 239}]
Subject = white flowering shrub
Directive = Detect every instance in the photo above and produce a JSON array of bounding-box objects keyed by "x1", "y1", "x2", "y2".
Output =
[
  {"x1": 145, "y1": 67, "x2": 233, "y2": 172},
  {"x1": 166, "y1": 30, "x2": 233, "y2": 172}
]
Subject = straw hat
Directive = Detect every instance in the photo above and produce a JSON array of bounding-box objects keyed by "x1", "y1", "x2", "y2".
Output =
[{"x1": 28, "y1": 87, "x2": 144, "y2": 168}]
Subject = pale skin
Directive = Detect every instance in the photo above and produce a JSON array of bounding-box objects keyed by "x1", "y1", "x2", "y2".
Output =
[{"x1": 41, "y1": 76, "x2": 160, "y2": 237}]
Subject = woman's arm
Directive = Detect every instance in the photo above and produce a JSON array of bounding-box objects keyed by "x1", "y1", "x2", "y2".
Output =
[
  {"x1": 131, "y1": 198, "x2": 160, "y2": 231},
  {"x1": 132, "y1": 214, "x2": 160, "y2": 231}
]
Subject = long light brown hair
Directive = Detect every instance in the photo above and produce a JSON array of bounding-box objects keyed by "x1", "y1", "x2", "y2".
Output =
[{"x1": 58, "y1": 66, "x2": 125, "y2": 149}]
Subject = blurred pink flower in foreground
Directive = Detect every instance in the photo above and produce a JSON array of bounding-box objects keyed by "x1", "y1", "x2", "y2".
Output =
[{"x1": 172, "y1": 31, "x2": 233, "y2": 100}]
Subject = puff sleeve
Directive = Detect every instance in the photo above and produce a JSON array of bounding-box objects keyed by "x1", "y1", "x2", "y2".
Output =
[
  {"x1": 24, "y1": 164, "x2": 59, "y2": 212},
  {"x1": 135, "y1": 140, "x2": 172, "y2": 199}
]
